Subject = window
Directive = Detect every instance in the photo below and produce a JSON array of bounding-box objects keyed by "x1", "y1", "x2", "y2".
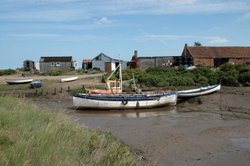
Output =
[{"x1": 56, "y1": 62, "x2": 61, "y2": 66}]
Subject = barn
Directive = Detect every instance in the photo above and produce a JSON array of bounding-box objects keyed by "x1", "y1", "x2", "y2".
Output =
[
  {"x1": 130, "y1": 50, "x2": 179, "y2": 70},
  {"x1": 181, "y1": 44, "x2": 250, "y2": 67},
  {"x1": 39, "y1": 56, "x2": 76, "y2": 74},
  {"x1": 91, "y1": 53, "x2": 127, "y2": 72}
]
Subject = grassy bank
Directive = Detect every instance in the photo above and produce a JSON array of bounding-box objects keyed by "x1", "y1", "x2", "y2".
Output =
[{"x1": 0, "y1": 97, "x2": 137, "y2": 166}]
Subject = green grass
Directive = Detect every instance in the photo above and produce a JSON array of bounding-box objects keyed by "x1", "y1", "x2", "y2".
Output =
[
  {"x1": 0, "y1": 97, "x2": 137, "y2": 166},
  {"x1": 0, "y1": 84, "x2": 30, "y2": 91}
]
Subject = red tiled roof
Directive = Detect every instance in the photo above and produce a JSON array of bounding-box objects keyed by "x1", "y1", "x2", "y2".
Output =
[{"x1": 187, "y1": 46, "x2": 250, "y2": 58}]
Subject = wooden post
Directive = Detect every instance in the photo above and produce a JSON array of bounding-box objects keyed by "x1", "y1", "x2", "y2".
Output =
[{"x1": 53, "y1": 88, "x2": 57, "y2": 95}]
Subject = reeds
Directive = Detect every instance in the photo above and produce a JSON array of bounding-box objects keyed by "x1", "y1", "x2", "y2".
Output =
[{"x1": 0, "y1": 97, "x2": 137, "y2": 166}]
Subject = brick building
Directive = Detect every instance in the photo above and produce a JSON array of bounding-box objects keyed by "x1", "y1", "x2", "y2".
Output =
[
  {"x1": 181, "y1": 44, "x2": 250, "y2": 67},
  {"x1": 130, "y1": 50, "x2": 179, "y2": 70}
]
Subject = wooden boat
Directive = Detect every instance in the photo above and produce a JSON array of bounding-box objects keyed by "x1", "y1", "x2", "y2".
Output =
[
  {"x1": 30, "y1": 80, "x2": 43, "y2": 88},
  {"x1": 177, "y1": 84, "x2": 221, "y2": 98},
  {"x1": 61, "y1": 76, "x2": 78, "y2": 83},
  {"x1": 73, "y1": 92, "x2": 177, "y2": 110},
  {"x1": 86, "y1": 66, "x2": 122, "y2": 94},
  {"x1": 6, "y1": 78, "x2": 33, "y2": 84},
  {"x1": 73, "y1": 64, "x2": 177, "y2": 110}
]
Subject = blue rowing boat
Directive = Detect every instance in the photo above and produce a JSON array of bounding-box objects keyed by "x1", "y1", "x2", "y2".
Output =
[{"x1": 30, "y1": 80, "x2": 43, "y2": 88}]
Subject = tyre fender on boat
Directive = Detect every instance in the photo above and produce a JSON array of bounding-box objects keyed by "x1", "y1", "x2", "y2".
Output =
[{"x1": 122, "y1": 97, "x2": 128, "y2": 105}]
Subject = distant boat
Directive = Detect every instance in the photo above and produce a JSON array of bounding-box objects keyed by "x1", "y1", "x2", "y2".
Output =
[
  {"x1": 73, "y1": 64, "x2": 177, "y2": 110},
  {"x1": 6, "y1": 78, "x2": 33, "y2": 84},
  {"x1": 177, "y1": 84, "x2": 221, "y2": 98},
  {"x1": 61, "y1": 76, "x2": 78, "y2": 83},
  {"x1": 30, "y1": 80, "x2": 43, "y2": 88}
]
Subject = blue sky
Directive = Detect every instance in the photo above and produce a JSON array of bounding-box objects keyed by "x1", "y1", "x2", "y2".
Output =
[{"x1": 1, "y1": 0, "x2": 250, "y2": 69}]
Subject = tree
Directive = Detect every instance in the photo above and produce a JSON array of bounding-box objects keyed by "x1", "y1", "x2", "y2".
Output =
[{"x1": 194, "y1": 42, "x2": 202, "y2": 46}]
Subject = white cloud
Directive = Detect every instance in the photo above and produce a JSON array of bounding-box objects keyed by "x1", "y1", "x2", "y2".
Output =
[
  {"x1": 206, "y1": 37, "x2": 229, "y2": 44},
  {"x1": 10, "y1": 33, "x2": 61, "y2": 38},
  {"x1": 8, "y1": 33, "x2": 108, "y2": 42},
  {"x1": 0, "y1": 0, "x2": 250, "y2": 22},
  {"x1": 240, "y1": 12, "x2": 250, "y2": 20},
  {"x1": 146, "y1": 34, "x2": 193, "y2": 40},
  {"x1": 145, "y1": 34, "x2": 229, "y2": 44},
  {"x1": 96, "y1": 17, "x2": 113, "y2": 25}
]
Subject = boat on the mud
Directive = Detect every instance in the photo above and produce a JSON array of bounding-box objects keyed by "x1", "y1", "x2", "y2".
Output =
[
  {"x1": 73, "y1": 64, "x2": 177, "y2": 110},
  {"x1": 177, "y1": 84, "x2": 221, "y2": 98},
  {"x1": 73, "y1": 92, "x2": 177, "y2": 110},
  {"x1": 61, "y1": 76, "x2": 78, "y2": 83},
  {"x1": 30, "y1": 80, "x2": 43, "y2": 88},
  {"x1": 6, "y1": 78, "x2": 33, "y2": 84}
]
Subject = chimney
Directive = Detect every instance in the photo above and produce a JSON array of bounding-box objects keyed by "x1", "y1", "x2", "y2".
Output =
[{"x1": 134, "y1": 50, "x2": 138, "y2": 56}]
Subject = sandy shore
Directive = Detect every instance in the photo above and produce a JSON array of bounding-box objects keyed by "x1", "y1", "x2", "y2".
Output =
[{"x1": 1, "y1": 74, "x2": 250, "y2": 165}]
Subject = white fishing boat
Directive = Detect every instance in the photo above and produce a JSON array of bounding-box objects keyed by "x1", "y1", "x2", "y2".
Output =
[
  {"x1": 6, "y1": 78, "x2": 33, "y2": 84},
  {"x1": 61, "y1": 76, "x2": 78, "y2": 82},
  {"x1": 73, "y1": 92, "x2": 177, "y2": 110},
  {"x1": 177, "y1": 84, "x2": 221, "y2": 98},
  {"x1": 73, "y1": 64, "x2": 177, "y2": 110}
]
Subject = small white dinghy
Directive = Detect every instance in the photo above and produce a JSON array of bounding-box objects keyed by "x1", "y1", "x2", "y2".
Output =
[
  {"x1": 61, "y1": 76, "x2": 78, "y2": 83},
  {"x1": 6, "y1": 78, "x2": 33, "y2": 84},
  {"x1": 178, "y1": 84, "x2": 221, "y2": 98}
]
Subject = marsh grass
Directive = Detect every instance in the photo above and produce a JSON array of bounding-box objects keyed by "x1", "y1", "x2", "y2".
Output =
[
  {"x1": 0, "y1": 97, "x2": 137, "y2": 166},
  {"x1": 0, "y1": 84, "x2": 29, "y2": 91}
]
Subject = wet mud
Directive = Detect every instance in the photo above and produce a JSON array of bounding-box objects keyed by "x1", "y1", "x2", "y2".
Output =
[{"x1": 31, "y1": 89, "x2": 250, "y2": 166}]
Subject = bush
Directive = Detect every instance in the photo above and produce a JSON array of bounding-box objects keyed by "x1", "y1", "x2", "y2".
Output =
[
  {"x1": 167, "y1": 76, "x2": 194, "y2": 86},
  {"x1": 138, "y1": 74, "x2": 166, "y2": 87},
  {"x1": 193, "y1": 75, "x2": 209, "y2": 86},
  {"x1": 48, "y1": 69, "x2": 64, "y2": 76},
  {"x1": 189, "y1": 66, "x2": 219, "y2": 85},
  {"x1": 218, "y1": 63, "x2": 242, "y2": 86},
  {"x1": 235, "y1": 64, "x2": 250, "y2": 74},
  {"x1": 76, "y1": 69, "x2": 87, "y2": 74},
  {"x1": 239, "y1": 71, "x2": 250, "y2": 86},
  {"x1": 220, "y1": 75, "x2": 239, "y2": 86},
  {"x1": 219, "y1": 63, "x2": 236, "y2": 72},
  {"x1": 0, "y1": 69, "x2": 17, "y2": 76}
]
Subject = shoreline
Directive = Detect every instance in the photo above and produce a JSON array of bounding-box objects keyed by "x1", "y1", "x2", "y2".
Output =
[{"x1": 1, "y1": 74, "x2": 250, "y2": 165}]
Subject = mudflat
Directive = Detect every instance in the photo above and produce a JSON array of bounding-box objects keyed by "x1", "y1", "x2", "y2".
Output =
[
  {"x1": 32, "y1": 86, "x2": 250, "y2": 166},
  {"x1": 70, "y1": 91, "x2": 250, "y2": 166},
  {"x1": 1, "y1": 74, "x2": 250, "y2": 165}
]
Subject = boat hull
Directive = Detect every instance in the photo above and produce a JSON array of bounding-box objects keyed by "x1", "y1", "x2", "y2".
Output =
[
  {"x1": 6, "y1": 79, "x2": 33, "y2": 84},
  {"x1": 73, "y1": 92, "x2": 177, "y2": 110},
  {"x1": 61, "y1": 76, "x2": 78, "y2": 82},
  {"x1": 178, "y1": 84, "x2": 221, "y2": 98},
  {"x1": 30, "y1": 81, "x2": 43, "y2": 88}
]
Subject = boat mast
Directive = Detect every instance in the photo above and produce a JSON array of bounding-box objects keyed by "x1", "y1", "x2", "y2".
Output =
[{"x1": 119, "y1": 62, "x2": 122, "y2": 92}]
